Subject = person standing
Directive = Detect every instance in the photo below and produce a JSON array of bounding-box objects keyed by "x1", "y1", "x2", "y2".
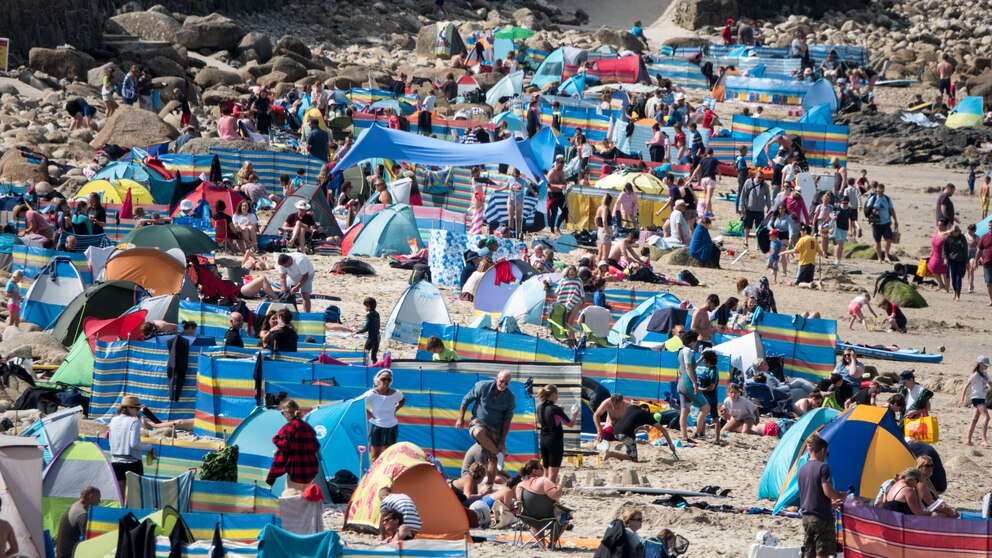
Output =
[
  {"x1": 536, "y1": 384, "x2": 578, "y2": 483},
  {"x1": 738, "y1": 169, "x2": 771, "y2": 249},
  {"x1": 354, "y1": 297, "x2": 381, "y2": 364},
  {"x1": 943, "y1": 224, "x2": 969, "y2": 301},
  {"x1": 677, "y1": 331, "x2": 709, "y2": 441},
  {"x1": 864, "y1": 183, "x2": 898, "y2": 263},
  {"x1": 936, "y1": 183, "x2": 957, "y2": 225},
  {"x1": 87, "y1": 193, "x2": 107, "y2": 235},
  {"x1": 363, "y1": 369, "x2": 405, "y2": 463},
  {"x1": 546, "y1": 157, "x2": 569, "y2": 234},
  {"x1": 120, "y1": 65, "x2": 139, "y2": 107},
  {"x1": 266, "y1": 399, "x2": 319, "y2": 490},
  {"x1": 781, "y1": 224, "x2": 825, "y2": 286},
  {"x1": 831, "y1": 196, "x2": 859, "y2": 265},
  {"x1": 224, "y1": 312, "x2": 244, "y2": 348},
  {"x1": 276, "y1": 252, "x2": 314, "y2": 312},
  {"x1": 798, "y1": 436, "x2": 845, "y2": 558},
  {"x1": 56, "y1": 486, "x2": 101, "y2": 558},
  {"x1": 689, "y1": 294, "x2": 719, "y2": 349},
  {"x1": 101, "y1": 67, "x2": 118, "y2": 118},
  {"x1": 936, "y1": 54, "x2": 954, "y2": 101},
  {"x1": 978, "y1": 224, "x2": 992, "y2": 305},
  {"x1": 305, "y1": 117, "x2": 329, "y2": 162},
  {"x1": 960, "y1": 356, "x2": 992, "y2": 446},
  {"x1": 109, "y1": 396, "x2": 153, "y2": 491},
  {"x1": 456, "y1": 371, "x2": 516, "y2": 482}
]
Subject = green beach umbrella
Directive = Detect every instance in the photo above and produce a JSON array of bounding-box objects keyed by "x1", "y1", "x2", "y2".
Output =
[
  {"x1": 120, "y1": 224, "x2": 220, "y2": 256},
  {"x1": 494, "y1": 27, "x2": 535, "y2": 40}
]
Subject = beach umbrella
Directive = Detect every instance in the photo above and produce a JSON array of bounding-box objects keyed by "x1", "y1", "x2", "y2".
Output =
[
  {"x1": 595, "y1": 172, "x2": 665, "y2": 195},
  {"x1": 494, "y1": 27, "x2": 535, "y2": 40},
  {"x1": 367, "y1": 99, "x2": 417, "y2": 115},
  {"x1": 120, "y1": 224, "x2": 219, "y2": 256}
]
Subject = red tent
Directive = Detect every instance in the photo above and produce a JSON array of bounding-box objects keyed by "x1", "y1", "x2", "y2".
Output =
[
  {"x1": 588, "y1": 55, "x2": 649, "y2": 84},
  {"x1": 171, "y1": 183, "x2": 246, "y2": 217}
]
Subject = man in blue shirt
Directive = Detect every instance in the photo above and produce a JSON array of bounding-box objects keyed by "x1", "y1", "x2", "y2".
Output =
[
  {"x1": 305, "y1": 118, "x2": 329, "y2": 162},
  {"x1": 456, "y1": 371, "x2": 516, "y2": 482},
  {"x1": 864, "y1": 183, "x2": 899, "y2": 263}
]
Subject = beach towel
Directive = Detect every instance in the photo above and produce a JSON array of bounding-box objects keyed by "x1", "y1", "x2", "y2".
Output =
[
  {"x1": 257, "y1": 524, "x2": 341, "y2": 558},
  {"x1": 279, "y1": 494, "x2": 323, "y2": 535},
  {"x1": 494, "y1": 260, "x2": 515, "y2": 285},
  {"x1": 125, "y1": 470, "x2": 195, "y2": 513},
  {"x1": 688, "y1": 224, "x2": 718, "y2": 265}
]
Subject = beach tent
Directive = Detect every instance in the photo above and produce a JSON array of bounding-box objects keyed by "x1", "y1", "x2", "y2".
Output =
[
  {"x1": 457, "y1": 74, "x2": 480, "y2": 96},
  {"x1": 305, "y1": 398, "x2": 370, "y2": 481},
  {"x1": 344, "y1": 442, "x2": 469, "y2": 540},
  {"x1": 772, "y1": 405, "x2": 915, "y2": 513},
  {"x1": 433, "y1": 22, "x2": 468, "y2": 59},
  {"x1": 0, "y1": 436, "x2": 44, "y2": 558},
  {"x1": 491, "y1": 111, "x2": 527, "y2": 134},
  {"x1": 946, "y1": 96, "x2": 985, "y2": 129},
  {"x1": 76, "y1": 179, "x2": 155, "y2": 205},
  {"x1": 385, "y1": 280, "x2": 452, "y2": 345},
  {"x1": 752, "y1": 127, "x2": 787, "y2": 168},
  {"x1": 51, "y1": 280, "x2": 147, "y2": 346},
  {"x1": 608, "y1": 293, "x2": 682, "y2": 345},
  {"x1": 531, "y1": 47, "x2": 589, "y2": 89},
  {"x1": 92, "y1": 160, "x2": 153, "y2": 183},
  {"x1": 473, "y1": 259, "x2": 538, "y2": 314},
  {"x1": 22, "y1": 256, "x2": 85, "y2": 330},
  {"x1": 125, "y1": 293, "x2": 181, "y2": 323},
  {"x1": 758, "y1": 407, "x2": 839, "y2": 501},
  {"x1": 559, "y1": 74, "x2": 588, "y2": 97},
  {"x1": 19, "y1": 405, "x2": 81, "y2": 466},
  {"x1": 42, "y1": 441, "x2": 122, "y2": 536},
  {"x1": 347, "y1": 204, "x2": 423, "y2": 257},
  {"x1": 485, "y1": 71, "x2": 525, "y2": 107},
  {"x1": 528, "y1": 126, "x2": 569, "y2": 170},
  {"x1": 336, "y1": 124, "x2": 545, "y2": 182},
  {"x1": 48, "y1": 334, "x2": 95, "y2": 388},
  {"x1": 711, "y1": 332, "x2": 765, "y2": 373},
  {"x1": 259, "y1": 182, "x2": 342, "y2": 239},
  {"x1": 170, "y1": 183, "x2": 246, "y2": 218},
  {"x1": 589, "y1": 55, "x2": 649, "y2": 84},
  {"x1": 798, "y1": 103, "x2": 833, "y2": 125},
  {"x1": 120, "y1": 224, "x2": 220, "y2": 256},
  {"x1": 801, "y1": 79, "x2": 839, "y2": 113},
  {"x1": 628, "y1": 307, "x2": 690, "y2": 347},
  {"x1": 502, "y1": 273, "x2": 561, "y2": 326},
  {"x1": 104, "y1": 248, "x2": 186, "y2": 296}
]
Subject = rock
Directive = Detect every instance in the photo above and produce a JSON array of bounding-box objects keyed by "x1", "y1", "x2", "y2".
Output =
[
  {"x1": 89, "y1": 105, "x2": 179, "y2": 149},
  {"x1": 670, "y1": 0, "x2": 737, "y2": 30},
  {"x1": 175, "y1": 13, "x2": 243, "y2": 51},
  {"x1": 415, "y1": 24, "x2": 440, "y2": 58},
  {"x1": 594, "y1": 27, "x2": 646, "y2": 52},
  {"x1": 143, "y1": 56, "x2": 186, "y2": 80},
  {"x1": 157, "y1": 77, "x2": 196, "y2": 104},
  {"x1": 275, "y1": 36, "x2": 312, "y2": 60},
  {"x1": 238, "y1": 32, "x2": 274, "y2": 64},
  {"x1": 0, "y1": 84, "x2": 18, "y2": 96},
  {"x1": 257, "y1": 71, "x2": 291, "y2": 89},
  {"x1": 513, "y1": 8, "x2": 536, "y2": 28},
  {"x1": 28, "y1": 47, "x2": 96, "y2": 82},
  {"x1": 663, "y1": 36, "x2": 711, "y2": 48},
  {"x1": 0, "y1": 328, "x2": 68, "y2": 364},
  {"x1": 201, "y1": 87, "x2": 242, "y2": 106},
  {"x1": 194, "y1": 67, "x2": 242, "y2": 88},
  {"x1": 474, "y1": 71, "x2": 503, "y2": 91},
  {"x1": 87, "y1": 63, "x2": 122, "y2": 89},
  {"x1": 107, "y1": 10, "x2": 182, "y2": 43},
  {"x1": 667, "y1": 247, "x2": 720, "y2": 269},
  {"x1": 966, "y1": 69, "x2": 992, "y2": 99},
  {"x1": 268, "y1": 56, "x2": 308, "y2": 82},
  {"x1": 0, "y1": 150, "x2": 45, "y2": 182},
  {"x1": 34, "y1": 181, "x2": 54, "y2": 195},
  {"x1": 178, "y1": 137, "x2": 292, "y2": 155}
]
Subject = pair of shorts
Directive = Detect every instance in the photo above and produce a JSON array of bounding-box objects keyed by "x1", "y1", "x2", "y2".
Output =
[
  {"x1": 801, "y1": 515, "x2": 837, "y2": 557},
  {"x1": 598, "y1": 227, "x2": 613, "y2": 244},
  {"x1": 796, "y1": 264, "x2": 815, "y2": 284},
  {"x1": 972, "y1": 398, "x2": 987, "y2": 408},
  {"x1": 743, "y1": 210, "x2": 763, "y2": 229},
  {"x1": 369, "y1": 424, "x2": 398, "y2": 447},
  {"x1": 872, "y1": 222, "x2": 893, "y2": 242},
  {"x1": 984, "y1": 265, "x2": 992, "y2": 285},
  {"x1": 6, "y1": 303, "x2": 18, "y2": 313},
  {"x1": 938, "y1": 78, "x2": 952, "y2": 95},
  {"x1": 615, "y1": 433, "x2": 638, "y2": 461},
  {"x1": 111, "y1": 458, "x2": 144, "y2": 481},
  {"x1": 600, "y1": 425, "x2": 616, "y2": 441},
  {"x1": 766, "y1": 257, "x2": 779, "y2": 270},
  {"x1": 289, "y1": 274, "x2": 314, "y2": 294},
  {"x1": 679, "y1": 389, "x2": 707, "y2": 409},
  {"x1": 832, "y1": 228, "x2": 848, "y2": 242},
  {"x1": 470, "y1": 419, "x2": 502, "y2": 447}
]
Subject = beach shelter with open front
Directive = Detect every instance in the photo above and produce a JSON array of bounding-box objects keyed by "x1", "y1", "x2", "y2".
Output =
[
  {"x1": 531, "y1": 47, "x2": 589, "y2": 89},
  {"x1": 757, "y1": 407, "x2": 839, "y2": 501},
  {"x1": 345, "y1": 442, "x2": 469, "y2": 540},
  {"x1": 801, "y1": 78, "x2": 839, "y2": 113},
  {"x1": 305, "y1": 398, "x2": 371, "y2": 482},
  {"x1": 473, "y1": 259, "x2": 538, "y2": 314},
  {"x1": 485, "y1": 71, "x2": 525, "y2": 107},
  {"x1": 170, "y1": 183, "x2": 246, "y2": 218},
  {"x1": 607, "y1": 292, "x2": 682, "y2": 345},
  {"x1": 259, "y1": 182, "x2": 342, "y2": 240},
  {"x1": 42, "y1": 440, "x2": 122, "y2": 536},
  {"x1": 946, "y1": 96, "x2": 985, "y2": 129},
  {"x1": 19, "y1": 405, "x2": 81, "y2": 466},
  {"x1": 76, "y1": 179, "x2": 155, "y2": 205},
  {"x1": 502, "y1": 273, "x2": 561, "y2": 326},
  {"x1": 0, "y1": 436, "x2": 44, "y2": 558},
  {"x1": 347, "y1": 204, "x2": 423, "y2": 257},
  {"x1": 48, "y1": 334, "x2": 94, "y2": 388},
  {"x1": 385, "y1": 280, "x2": 452, "y2": 345},
  {"x1": 772, "y1": 405, "x2": 916, "y2": 513},
  {"x1": 51, "y1": 280, "x2": 148, "y2": 346},
  {"x1": 104, "y1": 247, "x2": 186, "y2": 296},
  {"x1": 22, "y1": 256, "x2": 85, "y2": 330}
]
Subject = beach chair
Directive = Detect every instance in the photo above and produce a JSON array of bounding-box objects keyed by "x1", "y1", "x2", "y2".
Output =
[
  {"x1": 744, "y1": 382, "x2": 792, "y2": 417},
  {"x1": 512, "y1": 489, "x2": 569, "y2": 550},
  {"x1": 212, "y1": 217, "x2": 240, "y2": 253},
  {"x1": 546, "y1": 302, "x2": 575, "y2": 347}
]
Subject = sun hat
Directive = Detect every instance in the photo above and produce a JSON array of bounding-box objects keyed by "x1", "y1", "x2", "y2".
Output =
[
  {"x1": 295, "y1": 200, "x2": 311, "y2": 210},
  {"x1": 674, "y1": 199, "x2": 687, "y2": 207},
  {"x1": 598, "y1": 260, "x2": 609, "y2": 267},
  {"x1": 179, "y1": 200, "x2": 194, "y2": 211},
  {"x1": 978, "y1": 356, "x2": 991, "y2": 367},
  {"x1": 121, "y1": 395, "x2": 141, "y2": 408}
]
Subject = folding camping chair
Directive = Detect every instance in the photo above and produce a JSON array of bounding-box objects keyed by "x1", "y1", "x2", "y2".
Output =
[
  {"x1": 212, "y1": 217, "x2": 241, "y2": 253},
  {"x1": 547, "y1": 302, "x2": 576, "y2": 348},
  {"x1": 512, "y1": 489, "x2": 570, "y2": 550},
  {"x1": 744, "y1": 382, "x2": 792, "y2": 417}
]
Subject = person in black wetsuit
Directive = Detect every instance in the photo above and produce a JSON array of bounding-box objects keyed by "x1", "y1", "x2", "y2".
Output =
[
  {"x1": 536, "y1": 385, "x2": 578, "y2": 483},
  {"x1": 355, "y1": 297, "x2": 381, "y2": 363}
]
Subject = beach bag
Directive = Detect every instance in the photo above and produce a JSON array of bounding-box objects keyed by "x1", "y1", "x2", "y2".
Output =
[
  {"x1": 323, "y1": 305, "x2": 341, "y2": 324},
  {"x1": 410, "y1": 263, "x2": 432, "y2": 284},
  {"x1": 890, "y1": 230, "x2": 901, "y2": 244},
  {"x1": 904, "y1": 414, "x2": 939, "y2": 444},
  {"x1": 915, "y1": 258, "x2": 932, "y2": 279}
]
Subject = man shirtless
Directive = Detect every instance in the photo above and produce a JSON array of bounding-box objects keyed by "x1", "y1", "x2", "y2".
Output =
[
  {"x1": 593, "y1": 393, "x2": 630, "y2": 442},
  {"x1": 691, "y1": 294, "x2": 720, "y2": 349},
  {"x1": 936, "y1": 54, "x2": 954, "y2": 97}
]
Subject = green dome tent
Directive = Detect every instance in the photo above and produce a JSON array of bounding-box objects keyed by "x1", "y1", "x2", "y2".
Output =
[
  {"x1": 49, "y1": 335, "x2": 95, "y2": 388},
  {"x1": 346, "y1": 204, "x2": 423, "y2": 257},
  {"x1": 51, "y1": 280, "x2": 148, "y2": 346}
]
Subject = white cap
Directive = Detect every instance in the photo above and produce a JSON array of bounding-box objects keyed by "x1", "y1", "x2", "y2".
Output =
[
  {"x1": 179, "y1": 200, "x2": 194, "y2": 210},
  {"x1": 295, "y1": 200, "x2": 312, "y2": 210}
]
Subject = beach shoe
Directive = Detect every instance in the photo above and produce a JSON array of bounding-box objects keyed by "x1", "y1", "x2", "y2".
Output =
[{"x1": 719, "y1": 488, "x2": 732, "y2": 497}]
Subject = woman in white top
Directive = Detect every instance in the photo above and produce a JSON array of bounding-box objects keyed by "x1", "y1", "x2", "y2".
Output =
[
  {"x1": 720, "y1": 384, "x2": 764, "y2": 435},
  {"x1": 232, "y1": 199, "x2": 260, "y2": 251},
  {"x1": 960, "y1": 356, "x2": 992, "y2": 446},
  {"x1": 363, "y1": 369, "x2": 406, "y2": 462},
  {"x1": 109, "y1": 395, "x2": 153, "y2": 491}
]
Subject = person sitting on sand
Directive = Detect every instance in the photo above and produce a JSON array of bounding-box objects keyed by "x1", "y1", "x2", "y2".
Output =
[
  {"x1": 448, "y1": 462, "x2": 488, "y2": 505},
  {"x1": 720, "y1": 384, "x2": 765, "y2": 435},
  {"x1": 880, "y1": 467, "x2": 928, "y2": 515},
  {"x1": 914, "y1": 455, "x2": 957, "y2": 517},
  {"x1": 793, "y1": 391, "x2": 825, "y2": 417}
]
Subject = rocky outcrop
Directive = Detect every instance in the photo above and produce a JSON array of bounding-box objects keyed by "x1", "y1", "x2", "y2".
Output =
[
  {"x1": 107, "y1": 10, "x2": 183, "y2": 42},
  {"x1": 89, "y1": 105, "x2": 179, "y2": 148},
  {"x1": 1, "y1": 0, "x2": 115, "y2": 61},
  {"x1": 28, "y1": 48, "x2": 98, "y2": 82},
  {"x1": 175, "y1": 13, "x2": 243, "y2": 51},
  {"x1": 671, "y1": 0, "x2": 870, "y2": 30}
]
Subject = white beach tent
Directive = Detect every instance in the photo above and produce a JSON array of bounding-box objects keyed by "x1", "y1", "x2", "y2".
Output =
[
  {"x1": 385, "y1": 280, "x2": 452, "y2": 345},
  {"x1": 0, "y1": 436, "x2": 44, "y2": 558}
]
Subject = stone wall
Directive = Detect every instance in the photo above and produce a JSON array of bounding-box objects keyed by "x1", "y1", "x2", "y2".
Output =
[{"x1": 671, "y1": 0, "x2": 871, "y2": 30}]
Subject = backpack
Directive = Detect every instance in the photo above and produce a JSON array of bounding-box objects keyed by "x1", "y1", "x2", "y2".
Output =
[
  {"x1": 677, "y1": 269, "x2": 699, "y2": 286},
  {"x1": 864, "y1": 193, "x2": 878, "y2": 220},
  {"x1": 332, "y1": 259, "x2": 376, "y2": 275},
  {"x1": 200, "y1": 445, "x2": 239, "y2": 482},
  {"x1": 410, "y1": 263, "x2": 432, "y2": 284},
  {"x1": 324, "y1": 305, "x2": 341, "y2": 324}
]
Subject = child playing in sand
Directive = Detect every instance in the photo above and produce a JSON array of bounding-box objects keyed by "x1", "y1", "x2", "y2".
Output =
[
  {"x1": 879, "y1": 297, "x2": 907, "y2": 333},
  {"x1": 766, "y1": 229, "x2": 782, "y2": 283},
  {"x1": 5, "y1": 270, "x2": 22, "y2": 327},
  {"x1": 848, "y1": 290, "x2": 879, "y2": 330}
]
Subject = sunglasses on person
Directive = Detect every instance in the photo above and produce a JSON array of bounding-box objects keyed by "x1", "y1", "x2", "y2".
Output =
[{"x1": 919, "y1": 464, "x2": 933, "y2": 469}]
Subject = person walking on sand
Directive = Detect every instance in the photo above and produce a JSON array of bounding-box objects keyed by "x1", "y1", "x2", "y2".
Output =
[
  {"x1": 978, "y1": 224, "x2": 992, "y2": 305},
  {"x1": 960, "y1": 356, "x2": 992, "y2": 446},
  {"x1": 456, "y1": 371, "x2": 516, "y2": 483},
  {"x1": 798, "y1": 436, "x2": 846, "y2": 558},
  {"x1": 864, "y1": 183, "x2": 898, "y2": 263},
  {"x1": 677, "y1": 331, "x2": 710, "y2": 442},
  {"x1": 363, "y1": 369, "x2": 405, "y2": 462}
]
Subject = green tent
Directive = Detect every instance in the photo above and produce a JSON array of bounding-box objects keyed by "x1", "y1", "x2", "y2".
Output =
[
  {"x1": 50, "y1": 280, "x2": 147, "y2": 346},
  {"x1": 42, "y1": 441, "x2": 121, "y2": 536},
  {"x1": 49, "y1": 334, "x2": 94, "y2": 388}
]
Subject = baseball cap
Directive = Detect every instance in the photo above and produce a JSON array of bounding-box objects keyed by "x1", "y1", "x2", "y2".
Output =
[
  {"x1": 899, "y1": 369, "x2": 915, "y2": 380},
  {"x1": 978, "y1": 356, "x2": 991, "y2": 367}
]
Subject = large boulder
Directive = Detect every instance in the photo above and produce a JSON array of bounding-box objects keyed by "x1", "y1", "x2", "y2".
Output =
[
  {"x1": 0, "y1": 328, "x2": 68, "y2": 364},
  {"x1": 201, "y1": 87, "x2": 243, "y2": 106},
  {"x1": 0, "y1": 150, "x2": 46, "y2": 182},
  {"x1": 107, "y1": 10, "x2": 182, "y2": 43},
  {"x1": 178, "y1": 137, "x2": 293, "y2": 155},
  {"x1": 415, "y1": 24, "x2": 439, "y2": 58},
  {"x1": 595, "y1": 27, "x2": 647, "y2": 52},
  {"x1": 268, "y1": 56, "x2": 308, "y2": 82},
  {"x1": 670, "y1": 0, "x2": 737, "y2": 30},
  {"x1": 274, "y1": 36, "x2": 312, "y2": 60},
  {"x1": 238, "y1": 32, "x2": 274, "y2": 64},
  {"x1": 28, "y1": 48, "x2": 97, "y2": 82},
  {"x1": 513, "y1": 8, "x2": 536, "y2": 28},
  {"x1": 194, "y1": 67, "x2": 242, "y2": 88},
  {"x1": 87, "y1": 62, "x2": 122, "y2": 89},
  {"x1": 143, "y1": 56, "x2": 186, "y2": 79},
  {"x1": 966, "y1": 69, "x2": 992, "y2": 100},
  {"x1": 257, "y1": 71, "x2": 291, "y2": 89},
  {"x1": 175, "y1": 13, "x2": 243, "y2": 51},
  {"x1": 89, "y1": 105, "x2": 179, "y2": 149}
]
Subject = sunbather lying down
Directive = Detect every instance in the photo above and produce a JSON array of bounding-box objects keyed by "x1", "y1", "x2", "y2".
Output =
[{"x1": 139, "y1": 405, "x2": 194, "y2": 432}]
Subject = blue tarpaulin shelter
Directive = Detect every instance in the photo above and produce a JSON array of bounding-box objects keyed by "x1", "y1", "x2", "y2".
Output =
[
  {"x1": 752, "y1": 127, "x2": 787, "y2": 167},
  {"x1": 527, "y1": 127, "x2": 569, "y2": 171},
  {"x1": 799, "y1": 103, "x2": 833, "y2": 125},
  {"x1": 334, "y1": 124, "x2": 545, "y2": 182},
  {"x1": 801, "y1": 79, "x2": 838, "y2": 113},
  {"x1": 485, "y1": 70, "x2": 524, "y2": 106},
  {"x1": 946, "y1": 96, "x2": 984, "y2": 129}
]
